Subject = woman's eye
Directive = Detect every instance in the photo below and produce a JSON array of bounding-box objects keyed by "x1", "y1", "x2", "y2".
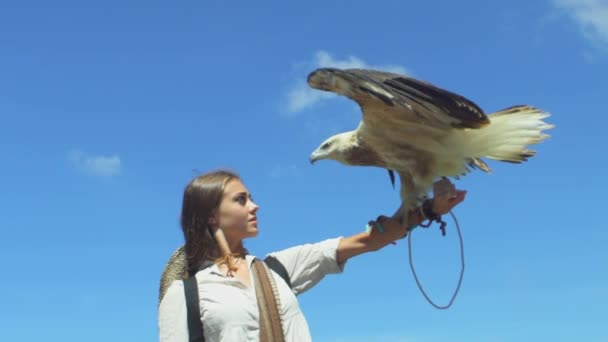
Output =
[{"x1": 235, "y1": 194, "x2": 253, "y2": 205}]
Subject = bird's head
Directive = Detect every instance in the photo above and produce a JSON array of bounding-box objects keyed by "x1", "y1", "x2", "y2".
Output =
[{"x1": 309, "y1": 131, "x2": 356, "y2": 165}]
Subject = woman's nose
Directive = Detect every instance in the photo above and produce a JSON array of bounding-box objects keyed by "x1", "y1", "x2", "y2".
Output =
[{"x1": 249, "y1": 201, "x2": 259, "y2": 212}]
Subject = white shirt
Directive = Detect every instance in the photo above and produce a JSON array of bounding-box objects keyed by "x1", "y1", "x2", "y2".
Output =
[{"x1": 158, "y1": 237, "x2": 346, "y2": 342}]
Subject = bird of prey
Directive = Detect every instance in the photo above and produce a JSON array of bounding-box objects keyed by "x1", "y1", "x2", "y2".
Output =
[{"x1": 308, "y1": 67, "x2": 553, "y2": 226}]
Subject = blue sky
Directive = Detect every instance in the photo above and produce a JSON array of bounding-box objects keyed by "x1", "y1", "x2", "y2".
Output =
[{"x1": 1, "y1": 1, "x2": 607, "y2": 341}]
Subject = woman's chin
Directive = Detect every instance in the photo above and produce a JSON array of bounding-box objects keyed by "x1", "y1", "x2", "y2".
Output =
[{"x1": 245, "y1": 227, "x2": 259, "y2": 238}]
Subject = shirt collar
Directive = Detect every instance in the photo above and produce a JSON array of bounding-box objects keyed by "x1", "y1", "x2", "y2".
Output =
[{"x1": 200, "y1": 255, "x2": 256, "y2": 277}]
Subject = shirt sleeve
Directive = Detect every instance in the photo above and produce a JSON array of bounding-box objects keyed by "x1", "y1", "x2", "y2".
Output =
[
  {"x1": 267, "y1": 237, "x2": 346, "y2": 295},
  {"x1": 158, "y1": 280, "x2": 189, "y2": 342}
]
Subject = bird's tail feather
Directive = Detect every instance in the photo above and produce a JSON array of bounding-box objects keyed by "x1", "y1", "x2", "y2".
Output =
[{"x1": 466, "y1": 105, "x2": 554, "y2": 163}]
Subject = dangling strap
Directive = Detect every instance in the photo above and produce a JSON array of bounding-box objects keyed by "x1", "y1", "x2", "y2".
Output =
[
  {"x1": 183, "y1": 276, "x2": 205, "y2": 342},
  {"x1": 252, "y1": 258, "x2": 286, "y2": 342}
]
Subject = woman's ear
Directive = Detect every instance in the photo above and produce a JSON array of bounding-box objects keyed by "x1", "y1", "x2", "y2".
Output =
[
  {"x1": 208, "y1": 211, "x2": 218, "y2": 226},
  {"x1": 207, "y1": 208, "x2": 218, "y2": 226}
]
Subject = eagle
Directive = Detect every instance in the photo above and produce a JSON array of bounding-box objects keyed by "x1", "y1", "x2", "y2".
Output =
[{"x1": 307, "y1": 68, "x2": 553, "y2": 226}]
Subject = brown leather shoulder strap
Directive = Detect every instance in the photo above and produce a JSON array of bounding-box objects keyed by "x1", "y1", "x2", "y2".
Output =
[{"x1": 252, "y1": 258, "x2": 285, "y2": 342}]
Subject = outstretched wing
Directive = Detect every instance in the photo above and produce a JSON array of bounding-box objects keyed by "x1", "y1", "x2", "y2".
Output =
[{"x1": 307, "y1": 67, "x2": 490, "y2": 129}]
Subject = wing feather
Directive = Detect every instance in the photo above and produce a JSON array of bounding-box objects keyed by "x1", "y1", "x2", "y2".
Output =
[{"x1": 308, "y1": 68, "x2": 490, "y2": 129}]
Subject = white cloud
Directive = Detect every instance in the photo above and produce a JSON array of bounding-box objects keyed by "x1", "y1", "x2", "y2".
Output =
[
  {"x1": 284, "y1": 51, "x2": 409, "y2": 115},
  {"x1": 286, "y1": 82, "x2": 334, "y2": 114},
  {"x1": 551, "y1": 0, "x2": 608, "y2": 48},
  {"x1": 69, "y1": 150, "x2": 122, "y2": 177}
]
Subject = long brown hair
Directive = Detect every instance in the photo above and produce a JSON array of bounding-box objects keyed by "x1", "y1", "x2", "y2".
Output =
[{"x1": 180, "y1": 169, "x2": 239, "y2": 276}]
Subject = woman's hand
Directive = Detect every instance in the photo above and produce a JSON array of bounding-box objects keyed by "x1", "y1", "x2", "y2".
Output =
[
  {"x1": 370, "y1": 178, "x2": 467, "y2": 247},
  {"x1": 430, "y1": 178, "x2": 467, "y2": 215},
  {"x1": 336, "y1": 179, "x2": 467, "y2": 262}
]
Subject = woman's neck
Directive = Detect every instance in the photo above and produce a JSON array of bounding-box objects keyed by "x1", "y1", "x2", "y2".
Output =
[{"x1": 229, "y1": 241, "x2": 248, "y2": 256}]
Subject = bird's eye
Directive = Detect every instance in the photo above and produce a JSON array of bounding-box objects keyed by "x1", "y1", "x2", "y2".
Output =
[{"x1": 321, "y1": 142, "x2": 331, "y2": 150}]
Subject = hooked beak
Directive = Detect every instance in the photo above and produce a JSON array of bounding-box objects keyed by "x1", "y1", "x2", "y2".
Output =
[{"x1": 309, "y1": 151, "x2": 321, "y2": 164}]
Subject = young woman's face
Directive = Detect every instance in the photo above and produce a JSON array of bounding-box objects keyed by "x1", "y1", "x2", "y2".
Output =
[{"x1": 213, "y1": 179, "x2": 259, "y2": 242}]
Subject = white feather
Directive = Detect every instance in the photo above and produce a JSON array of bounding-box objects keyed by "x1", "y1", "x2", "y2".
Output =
[{"x1": 446, "y1": 105, "x2": 554, "y2": 163}]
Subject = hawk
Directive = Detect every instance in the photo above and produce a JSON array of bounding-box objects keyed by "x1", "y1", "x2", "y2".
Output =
[{"x1": 307, "y1": 67, "x2": 553, "y2": 225}]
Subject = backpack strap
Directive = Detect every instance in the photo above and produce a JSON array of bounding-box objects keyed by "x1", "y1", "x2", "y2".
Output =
[
  {"x1": 183, "y1": 276, "x2": 205, "y2": 342},
  {"x1": 263, "y1": 255, "x2": 292, "y2": 290},
  {"x1": 182, "y1": 256, "x2": 292, "y2": 342}
]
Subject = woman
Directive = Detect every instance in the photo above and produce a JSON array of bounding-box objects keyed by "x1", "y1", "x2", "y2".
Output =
[{"x1": 158, "y1": 169, "x2": 466, "y2": 341}]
